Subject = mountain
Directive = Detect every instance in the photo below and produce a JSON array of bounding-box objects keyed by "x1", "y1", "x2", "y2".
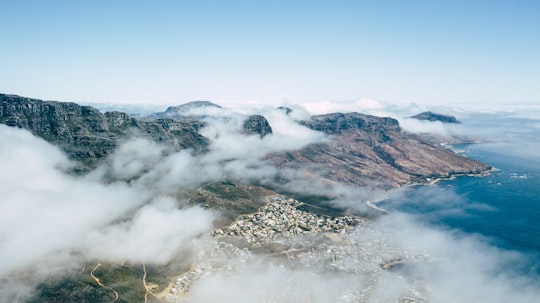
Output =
[
  {"x1": 1, "y1": 93, "x2": 492, "y2": 302},
  {"x1": 150, "y1": 100, "x2": 222, "y2": 119},
  {"x1": 1, "y1": 93, "x2": 487, "y2": 183},
  {"x1": 241, "y1": 114, "x2": 273, "y2": 137},
  {"x1": 150, "y1": 100, "x2": 273, "y2": 137},
  {"x1": 270, "y1": 112, "x2": 487, "y2": 189},
  {"x1": 411, "y1": 111, "x2": 461, "y2": 123}
]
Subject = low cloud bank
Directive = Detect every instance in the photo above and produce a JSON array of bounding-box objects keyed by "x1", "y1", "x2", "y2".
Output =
[
  {"x1": 185, "y1": 213, "x2": 540, "y2": 303},
  {"x1": 2, "y1": 99, "x2": 540, "y2": 302},
  {"x1": 0, "y1": 108, "x2": 327, "y2": 296},
  {"x1": 83, "y1": 197, "x2": 214, "y2": 264},
  {"x1": 0, "y1": 126, "x2": 216, "y2": 301},
  {"x1": 0, "y1": 126, "x2": 150, "y2": 276}
]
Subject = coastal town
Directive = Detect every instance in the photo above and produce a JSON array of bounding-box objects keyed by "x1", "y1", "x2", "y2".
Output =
[
  {"x1": 164, "y1": 195, "x2": 430, "y2": 302},
  {"x1": 164, "y1": 195, "x2": 367, "y2": 300},
  {"x1": 211, "y1": 195, "x2": 367, "y2": 245}
]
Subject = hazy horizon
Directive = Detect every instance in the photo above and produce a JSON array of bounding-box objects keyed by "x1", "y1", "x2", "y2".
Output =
[
  {"x1": 2, "y1": 1, "x2": 540, "y2": 302},
  {"x1": 1, "y1": 97, "x2": 540, "y2": 302},
  {"x1": 2, "y1": 1, "x2": 539, "y2": 106}
]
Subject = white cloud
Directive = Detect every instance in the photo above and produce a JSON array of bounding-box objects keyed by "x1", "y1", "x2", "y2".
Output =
[
  {"x1": 375, "y1": 214, "x2": 540, "y2": 303},
  {"x1": 108, "y1": 137, "x2": 166, "y2": 180},
  {"x1": 2, "y1": 100, "x2": 540, "y2": 302},
  {"x1": 83, "y1": 197, "x2": 215, "y2": 264},
  {"x1": 0, "y1": 126, "x2": 149, "y2": 276},
  {"x1": 0, "y1": 107, "x2": 327, "y2": 276},
  {"x1": 184, "y1": 213, "x2": 540, "y2": 303},
  {"x1": 398, "y1": 118, "x2": 454, "y2": 136},
  {"x1": 0, "y1": 125, "x2": 217, "y2": 297},
  {"x1": 199, "y1": 109, "x2": 326, "y2": 159}
]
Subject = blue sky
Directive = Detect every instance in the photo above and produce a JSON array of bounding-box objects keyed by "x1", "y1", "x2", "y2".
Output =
[{"x1": 1, "y1": 0, "x2": 539, "y2": 106}]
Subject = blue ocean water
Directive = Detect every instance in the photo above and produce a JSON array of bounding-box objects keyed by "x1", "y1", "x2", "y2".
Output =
[{"x1": 380, "y1": 114, "x2": 540, "y2": 278}]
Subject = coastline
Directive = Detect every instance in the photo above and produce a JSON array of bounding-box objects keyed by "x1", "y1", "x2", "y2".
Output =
[{"x1": 365, "y1": 166, "x2": 495, "y2": 214}]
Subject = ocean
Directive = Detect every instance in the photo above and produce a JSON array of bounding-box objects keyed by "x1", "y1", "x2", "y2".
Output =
[{"x1": 380, "y1": 111, "x2": 540, "y2": 279}]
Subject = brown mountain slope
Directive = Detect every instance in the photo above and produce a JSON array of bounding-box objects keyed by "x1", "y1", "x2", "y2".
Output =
[
  {"x1": 0, "y1": 93, "x2": 490, "y2": 189},
  {"x1": 270, "y1": 112, "x2": 489, "y2": 189}
]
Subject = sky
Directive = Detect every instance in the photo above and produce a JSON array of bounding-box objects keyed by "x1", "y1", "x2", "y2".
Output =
[{"x1": 1, "y1": 0, "x2": 539, "y2": 106}]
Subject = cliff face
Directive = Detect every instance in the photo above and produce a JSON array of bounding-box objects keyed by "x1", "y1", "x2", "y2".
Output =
[
  {"x1": 0, "y1": 94, "x2": 208, "y2": 170},
  {"x1": 151, "y1": 101, "x2": 273, "y2": 137},
  {"x1": 1, "y1": 93, "x2": 490, "y2": 188},
  {"x1": 301, "y1": 112, "x2": 400, "y2": 135},
  {"x1": 2, "y1": 94, "x2": 493, "y2": 302},
  {"x1": 242, "y1": 114, "x2": 273, "y2": 137}
]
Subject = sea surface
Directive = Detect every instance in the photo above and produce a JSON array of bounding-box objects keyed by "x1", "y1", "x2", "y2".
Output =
[{"x1": 379, "y1": 113, "x2": 540, "y2": 279}]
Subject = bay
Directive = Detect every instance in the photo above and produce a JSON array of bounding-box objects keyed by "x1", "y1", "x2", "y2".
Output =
[{"x1": 379, "y1": 137, "x2": 540, "y2": 278}]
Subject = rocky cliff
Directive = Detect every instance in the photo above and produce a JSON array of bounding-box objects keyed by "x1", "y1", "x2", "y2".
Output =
[
  {"x1": 150, "y1": 100, "x2": 273, "y2": 137},
  {"x1": 270, "y1": 112, "x2": 488, "y2": 189},
  {"x1": 0, "y1": 94, "x2": 208, "y2": 171},
  {"x1": 2, "y1": 93, "x2": 493, "y2": 303},
  {"x1": 1, "y1": 93, "x2": 489, "y2": 187}
]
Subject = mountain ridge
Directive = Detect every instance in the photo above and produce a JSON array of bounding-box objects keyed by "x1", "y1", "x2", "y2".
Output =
[
  {"x1": 1, "y1": 93, "x2": 493, "y2": 303},
  {"x1": 411, "y1": 111, "x2": 461, "y2": 123},
  {"x1": 1, "y1": 94, "x2": 275, "y2": 171},
  {"x1": 271, "y1": 112, "x2": 487, "y2": 189},
  {"x1": 1, "y1": 93, "x2": 490, "y2": 184}
]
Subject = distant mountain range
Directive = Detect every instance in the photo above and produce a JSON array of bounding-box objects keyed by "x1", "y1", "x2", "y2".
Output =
[
  {"x1": 411, "y1": 111, "x2": 461, "y2": 123},
  {"x1": 1, "y1": 93, "x2": 488, "y2": 184},
  {"x1": 1, "y1": 93, "x2": 492, "y2": 302}
]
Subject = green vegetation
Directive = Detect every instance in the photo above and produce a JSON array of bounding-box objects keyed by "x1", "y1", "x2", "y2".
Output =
[{"x1": 28, "y1": 260, "x2": 192, "y2": 303}]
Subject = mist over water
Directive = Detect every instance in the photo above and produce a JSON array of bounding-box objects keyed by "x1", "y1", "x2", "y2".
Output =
[
  {"x1": 380, "y1": 111, "x2": 540, "y2": 278},
  {"x1": 2, "y1": 101, "x2": 540, "y2": 302}
]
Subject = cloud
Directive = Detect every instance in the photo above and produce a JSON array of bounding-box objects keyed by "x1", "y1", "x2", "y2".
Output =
[
  {"x1": 132, "y1": 107, "x2": 326, "y2": 192},
  {"x1": 83, "y1": 197, "x2": 215, "y2": 264},
  {"x1": 0, "y1": 126, "x2": 149, "y2": 276},
  {"x1": 183, "y1": 213, "x2": 540, "y2": 303},
  {"x1": 297, "y1": 97, "x2": 387, "y2": 115},
  {"x1": 104, "y1": 137, "x2": 166, "y2": 180},
  {"x1": 198, "y1": 107, "x2": 327, "y2": 159},
  {"x1": 0, "y1": 126, "x2": 216, "y2": 301},
  {"x1": 2, "y1": 100, "x2": 540, "y2": 303},
  {"x1": 187, "y1": 261, "x2": 369, "y2": 303},
  {"x1": 376, "y1": 214, "x2": 540, "y2": 303},
  {"x1": 282, "y1": 98, "x2": 469, "y2": 138},
  {"x1": 378, "y1": 185, "x2": 496, "y2": 219},
  {"x1": 398, "y1": 118, "x2": 456, "y2": 136},
  {"x1": 0, "y1": 106, "x2": 327, "y2": 273}
]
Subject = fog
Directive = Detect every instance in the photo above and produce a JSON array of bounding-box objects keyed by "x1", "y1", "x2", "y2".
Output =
[
  {"x1": 0, "y1": 107, "x2": 327, "y2": 301},
  {"x1": 0, "y1": 126, "x2": 151, "y2": 275},
  {"x1": 183, "y1": 213, "x2": 540, "y2": 303},
  {"x1": 186, "y1": 101, "x2": 540, "y2": 303},
  {"x1": 1, "y1": 100, "x2": 540, "y2": 302}
]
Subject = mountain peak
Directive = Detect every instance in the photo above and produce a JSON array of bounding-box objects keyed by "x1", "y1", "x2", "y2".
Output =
[
  {"x1": 165, "y1": 100, "x2": 222, "y2": 112},
  {"x1": 302, "y1": 112, "x2": 400, "y2": 134},
  {"x1": 149, "y1": 100, "x2": 222, "y2": 120},
  {"x1": 411, "y1": 111, "x2": 460, "y2": 124}
]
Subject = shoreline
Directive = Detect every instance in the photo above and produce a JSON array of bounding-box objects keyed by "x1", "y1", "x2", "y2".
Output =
[{"x1": 365, "y1": 167, "x2": 495, "y2": 214}]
